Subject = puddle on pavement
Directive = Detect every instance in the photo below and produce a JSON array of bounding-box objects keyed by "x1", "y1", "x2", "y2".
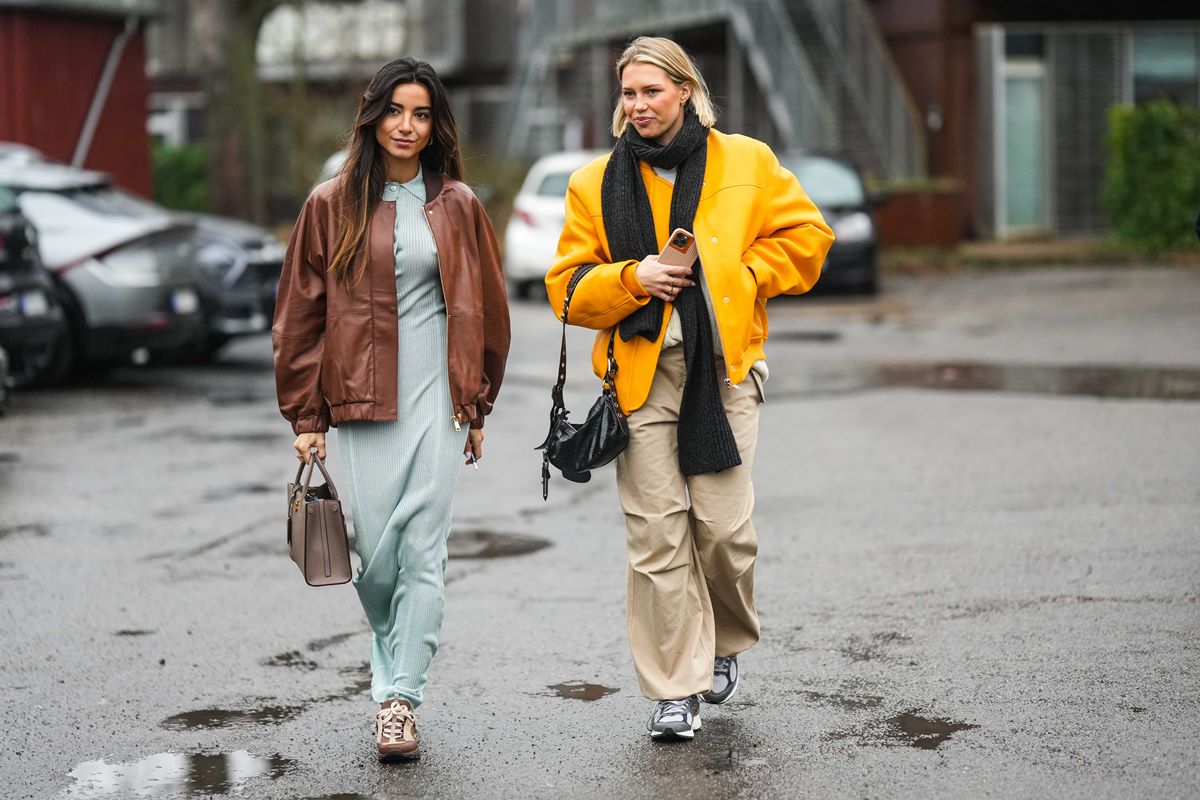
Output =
[
  {"x1": 887, "y1": 712, "x2": 980, "y2": 750},
  {"x1": 447, "y1": 529, "x2": 552, "y2": 559},
  {"x1": 772, "y1": 330, "x2": 842, "y2": 343},
  {"x1": 113, "y1": 629, "x2": 156, "y2": 637},
  {"x1": 0, "y1": 522, "x2": 48, "y2": 541},
  {"x1": 203, "y1": 482, "x2": 274, "y2": 502},
  {"x1": 547, "y1": 681, "x2": 619, "y2": 701},
  {"x1": 839, "y1": 631, "x2": 912, "y2": 662},
  {"x1": 263, "y1": 650, "x2": 319, "y2": 671},
  {"x1": 830, "y1": 709, "x2": 980, "y2": 751},
  {"x1": 837, "y1": 361, "x2": 1200, "y2": 401},
  {"x1": 63, "y1": 750, "x2": 294, "y2": 797},
  {"x1": 306, "y1": 630, "x2": 361, "y2": 652},
  {"x1": 160, "y1": 671, "x2": 372, "y2": 732},
  {"x1": 161, "y1": 704, "x2": 305, "y2": 731},
  {"x1": 0, "y1": 451, "x2": 19, "y2": 465},
  {"x1": 796, "y1": 690, "x2": 883, "y2": 710}
]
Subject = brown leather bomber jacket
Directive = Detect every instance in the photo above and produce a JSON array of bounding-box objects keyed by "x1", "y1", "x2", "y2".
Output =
[{"x1": 272, "y1": 169, "x2": 510, "y2": 435}]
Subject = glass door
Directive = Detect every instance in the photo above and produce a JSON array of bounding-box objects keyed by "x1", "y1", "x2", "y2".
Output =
[{"x1": 1002, "y1": 60, "x2": 1049, "y2": 234}]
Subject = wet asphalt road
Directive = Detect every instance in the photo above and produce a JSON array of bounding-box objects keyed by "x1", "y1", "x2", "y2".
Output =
[{"x1": 2, "y1": 266, "x2": 1198, "y2": 799}]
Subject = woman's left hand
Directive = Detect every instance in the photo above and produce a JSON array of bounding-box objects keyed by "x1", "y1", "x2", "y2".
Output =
[{"x1": 464, "y1": 429, "x2": 484, "y2": 465}]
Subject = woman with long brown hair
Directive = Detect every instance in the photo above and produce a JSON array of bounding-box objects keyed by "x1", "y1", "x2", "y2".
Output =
[{"x1": 273, "y1": 57, "x2": 510, "y2": 761}]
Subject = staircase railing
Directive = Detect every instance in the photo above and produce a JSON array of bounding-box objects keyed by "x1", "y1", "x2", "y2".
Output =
[
  {"x1": 730, "y1": 0, "x2": 837, "y2": 151},
  {"x1": 807, "y1": 0, "x2": 926, "y2": 178}
]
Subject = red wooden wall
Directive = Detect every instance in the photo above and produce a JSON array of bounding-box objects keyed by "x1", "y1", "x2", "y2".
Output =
[{"x1": 0, "y1": 9, "x2": 152, "y2": 195}]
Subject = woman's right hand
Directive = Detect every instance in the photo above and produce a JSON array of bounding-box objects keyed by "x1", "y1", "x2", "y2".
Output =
[
  {"x1": 636, "y1": 255, "x2": 696, "y2": 302},
  {"x1": 293, "y1": 432, "x2": 326, "y2": 463}
]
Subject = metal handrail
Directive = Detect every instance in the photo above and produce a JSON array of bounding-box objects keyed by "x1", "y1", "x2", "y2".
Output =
[{"x1": 807, "y1": 0, "x2": 926, "y2": 177}]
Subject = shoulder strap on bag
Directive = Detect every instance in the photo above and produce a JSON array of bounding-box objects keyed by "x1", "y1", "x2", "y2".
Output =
[{"x1": 552, "y1": 263, "x2": 598, "y2": 409}]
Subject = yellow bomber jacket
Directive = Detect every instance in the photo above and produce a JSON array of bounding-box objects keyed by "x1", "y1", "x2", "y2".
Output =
[{"x1": 545, "y1": 129, "x2": 835, "y2": 415}]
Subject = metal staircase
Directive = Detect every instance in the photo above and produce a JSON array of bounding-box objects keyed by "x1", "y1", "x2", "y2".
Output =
[
  {"x1": 496, "y1": 0, "x2": 926, "y2": 179},
  {"x1": 782, "y1": 0, "x2": 925, "y2": 178}
]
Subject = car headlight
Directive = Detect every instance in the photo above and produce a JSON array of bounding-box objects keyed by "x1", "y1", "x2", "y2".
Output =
[{"x1": 832, "y1": 212, "x2": 874, "y2": 243}]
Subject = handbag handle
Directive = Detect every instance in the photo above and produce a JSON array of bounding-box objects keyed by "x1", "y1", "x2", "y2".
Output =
[
  {"x1": 292, "y1": 451, "x2": 341, "y2": 502},
  {"x1": 552, "y1": 264, "x2": 617, "y2": 411}
]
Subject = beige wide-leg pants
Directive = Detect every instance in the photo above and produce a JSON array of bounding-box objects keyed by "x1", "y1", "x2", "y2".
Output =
[{"x1": 616, "y1": 345, "x2": 762, "y2": 700}]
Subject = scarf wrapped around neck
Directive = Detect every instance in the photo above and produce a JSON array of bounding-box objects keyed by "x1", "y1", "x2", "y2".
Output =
[{"x1": 598, "y1": 109, "x2": 741, "y2": 476}]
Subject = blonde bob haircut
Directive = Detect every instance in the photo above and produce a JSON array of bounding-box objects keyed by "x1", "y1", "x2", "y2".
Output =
[{"x1": 611, "y1": 36, "x2": 717, "y2": 137}]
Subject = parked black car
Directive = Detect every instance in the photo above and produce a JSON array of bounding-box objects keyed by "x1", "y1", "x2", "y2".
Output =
[
  {"x1": 0, "y1": 162, "x2": 207, "y2": 380},
  {"x1": 0, "y1": 344, "x2": 10, "y2": 415},
  {"x1": 177, "y1": 213, "x2": 284, "y2": 360},
  {"x1": 0, "y1": 184, "x2": 67, "y2": 385},
  {"x1": 780, "y1": 153, "x2": 882, "y2": 295}
]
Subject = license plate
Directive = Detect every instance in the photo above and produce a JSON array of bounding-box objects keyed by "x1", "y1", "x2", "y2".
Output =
[
  {"x1": 171, "y1": 288, "x2": 200, "y2": 314},
  {"x1": 20, "y1": 290, "x2": 49, "y2": 317}
]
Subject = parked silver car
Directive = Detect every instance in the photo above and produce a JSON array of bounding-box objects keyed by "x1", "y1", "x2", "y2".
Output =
[{"x1": 0, "y1": 162, "x2": 206, "y2": 380}]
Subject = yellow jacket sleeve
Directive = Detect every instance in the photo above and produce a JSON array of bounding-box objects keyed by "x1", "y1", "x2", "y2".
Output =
[
  {"x1": 742, "y1": 147, "x2": 835, "y2": 299},
  {"x1": 545, "y1": 174, "x2": 650, "y2": 329}
]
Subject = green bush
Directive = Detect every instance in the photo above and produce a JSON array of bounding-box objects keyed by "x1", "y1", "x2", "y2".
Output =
[
  {"x1": 152, "y1": 142, "x2": 209, "y2": 212},
  {"x1": 1104, "y1": 100, "x2": 1200, "y2": 250}
]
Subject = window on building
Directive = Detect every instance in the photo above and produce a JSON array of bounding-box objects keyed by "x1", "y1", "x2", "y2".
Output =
[{"x1": 1133, "y1": 31, "x2": 1200, "y2": 106}]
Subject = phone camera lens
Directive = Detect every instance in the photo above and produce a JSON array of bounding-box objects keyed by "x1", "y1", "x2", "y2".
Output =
[{"x1": 673, "y1": 234, "x2": 687, "y2": 247}]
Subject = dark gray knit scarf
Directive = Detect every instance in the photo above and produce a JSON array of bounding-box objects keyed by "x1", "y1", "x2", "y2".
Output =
[{"x1": 600, "y1": 109, "x2": 741, "y2": 476}]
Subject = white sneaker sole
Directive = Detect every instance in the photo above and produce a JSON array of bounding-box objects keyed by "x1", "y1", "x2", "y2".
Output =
[
  {"x1": 649, "y1": 715, "x2": 701, "y2": 740},
  {"x1": 702, "y1": 679, "x2": 738, "y2": 705}
]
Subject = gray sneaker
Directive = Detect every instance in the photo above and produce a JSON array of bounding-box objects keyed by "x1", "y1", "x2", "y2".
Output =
[
  {"x1": 700, "y1": 655, "x2": 739, "y2": 704},
  {"x1": 648, "y1": 696, "x2": 702, "y2": 740}
]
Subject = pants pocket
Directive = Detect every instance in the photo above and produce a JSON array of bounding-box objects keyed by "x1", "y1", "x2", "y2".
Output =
[{"x1": 748, "y1": 369, "x2": 766, "y2": 404}]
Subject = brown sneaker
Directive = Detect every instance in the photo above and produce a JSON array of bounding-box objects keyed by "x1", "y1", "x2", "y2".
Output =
[{"x1": 375, "y1": 699, "x2": 420, "y2": 761}]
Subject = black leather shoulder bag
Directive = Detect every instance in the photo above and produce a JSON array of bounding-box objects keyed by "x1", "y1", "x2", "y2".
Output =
[{"x1": 536, "y1": 264, "x2": 629, "y2": 499}]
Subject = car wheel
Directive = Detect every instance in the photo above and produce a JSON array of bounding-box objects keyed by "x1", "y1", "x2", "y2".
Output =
[
  {"x1": 856, "y1": 275, "x2": 879, "y2": 296},
  {"x1": 38, "y1": 323, "x2": 78, "y2": 385}
]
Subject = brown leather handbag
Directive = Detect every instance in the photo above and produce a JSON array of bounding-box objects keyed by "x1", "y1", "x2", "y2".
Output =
[{"x1": 287, "y1": 453, "x2": 352, "y2": 586}]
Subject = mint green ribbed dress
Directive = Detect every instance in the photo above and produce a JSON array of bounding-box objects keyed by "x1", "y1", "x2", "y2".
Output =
[{"x1": 337, "y1": 166, "x2": 468, "y2": 707}]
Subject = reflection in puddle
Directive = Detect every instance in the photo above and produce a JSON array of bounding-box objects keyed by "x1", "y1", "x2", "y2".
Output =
[
  {"x1": 877, "y1": 361, "x2": 1200, "y2": 400},
  {"x1": 63, "y1": 751, "x2": 294, "y2": 797},
  {"x1": 887, "y1": 712, "x2": 980, "y2": 750},
  {"x1": 161, "y1": 704, "x2": 305, "y2": 731},
  {"x1": 448, "y1": 530, "x2": 552, "y2": 559},
  {"x1": 782, "y1": 360, "x2": 1200, "y2": 401},
  {"x1": 160, "y1": 673, "x2": 372, "y2": 731},
  {"x1": 547, "y1": 681, "x2": 619, "y2": 701}
]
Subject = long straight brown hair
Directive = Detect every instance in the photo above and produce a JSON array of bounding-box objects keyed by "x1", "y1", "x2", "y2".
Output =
[{"x1": 328, "y1": 57, "x2": 464, "y2": 288}]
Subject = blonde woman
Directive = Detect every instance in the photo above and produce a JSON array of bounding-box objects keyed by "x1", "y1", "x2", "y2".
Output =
[{"x1": 546, "y1": 37, "x2": 834, "y2": 740}]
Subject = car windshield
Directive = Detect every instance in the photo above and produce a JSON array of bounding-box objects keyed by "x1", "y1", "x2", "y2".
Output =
[
  {"x1": 785, "y1": 157, "x2": 865, "y2": 208},
  {"x1": 536, "y1": 172, "x2": 572, "y2": 197}
]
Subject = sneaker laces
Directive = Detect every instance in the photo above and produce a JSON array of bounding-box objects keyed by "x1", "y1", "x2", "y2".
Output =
[
  {"x1": 654, "y1": 698, "x2": 693, "y2": 725},
  {"x1": 714, "y1": 656, "x2": 733, "y2": 677},
  {"x1": 376, "y1": 701, "x2": 415, "y2": 744}
]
